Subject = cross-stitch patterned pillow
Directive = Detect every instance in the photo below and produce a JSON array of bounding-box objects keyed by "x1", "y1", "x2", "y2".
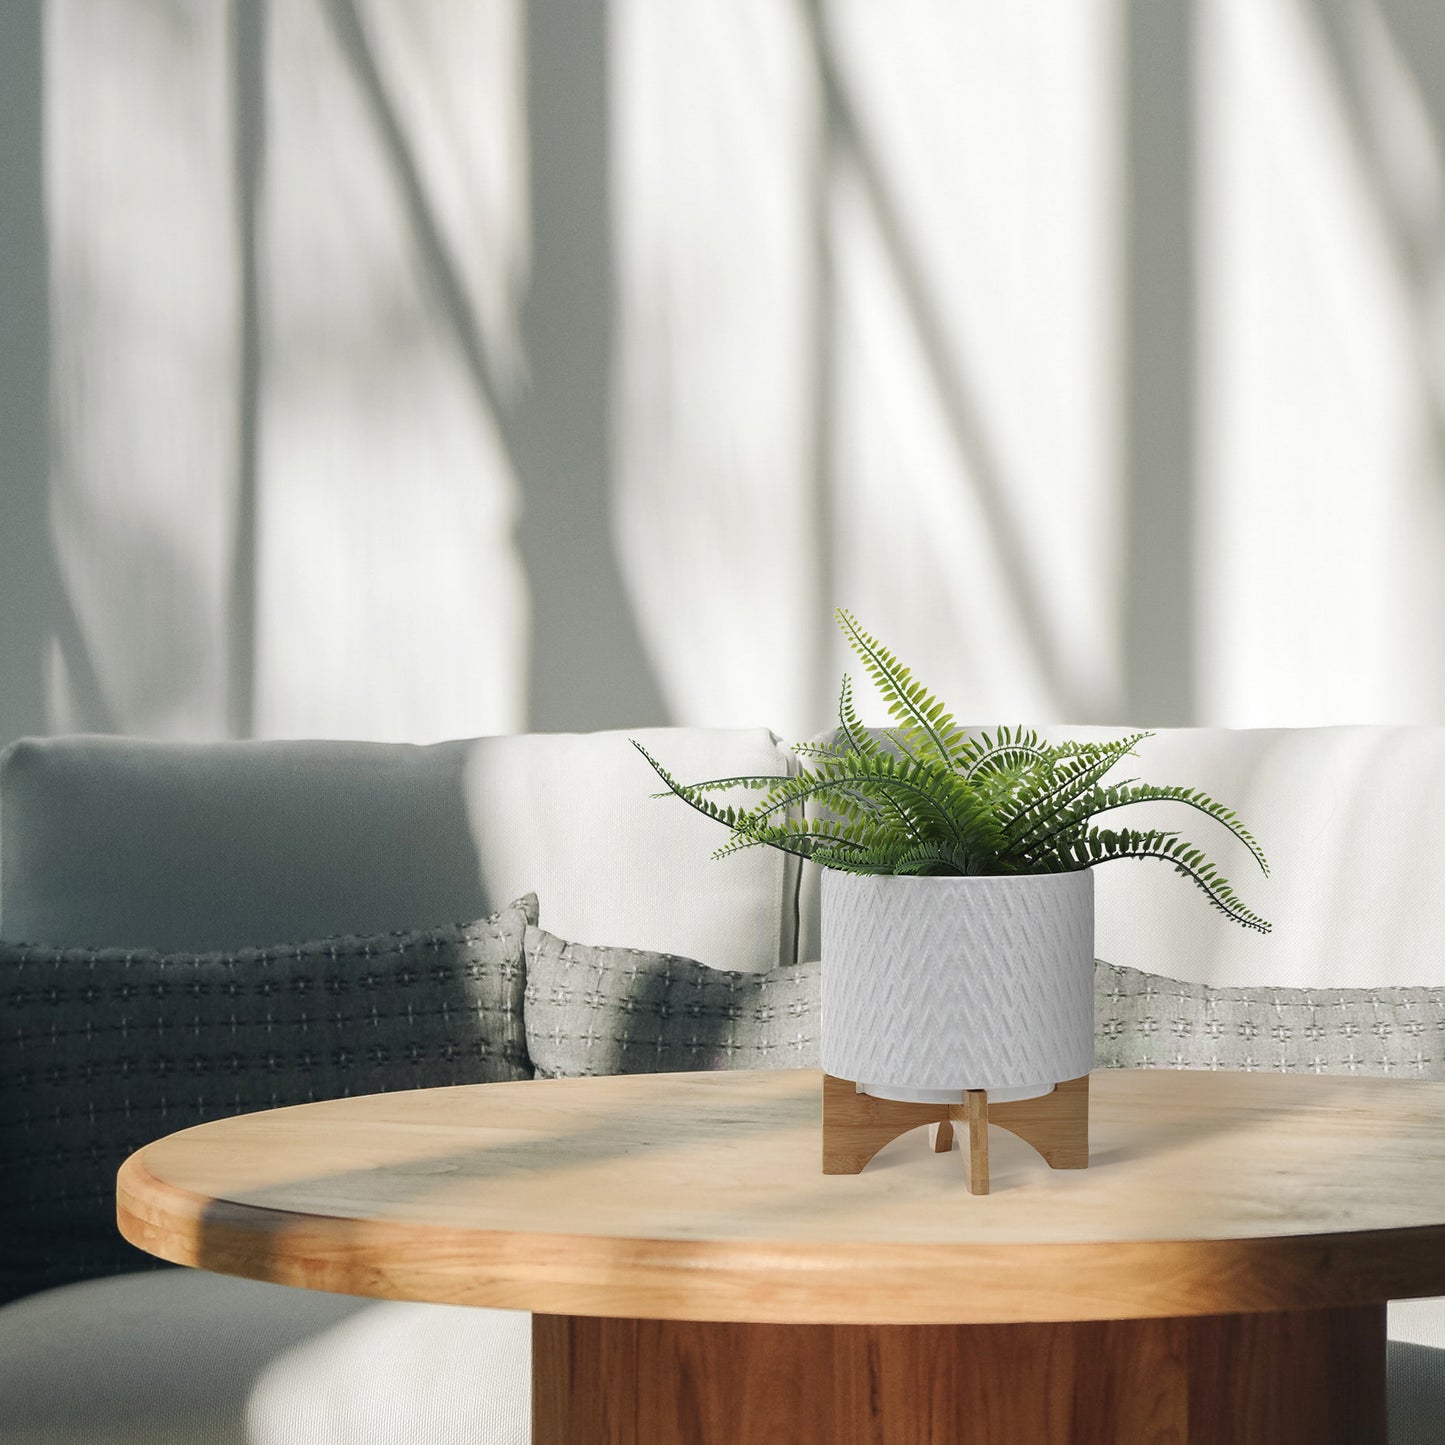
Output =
[
  {"x1": 1094, "y1": 960, "x2": 1445, "y2": 1077},
  {"x1": 523, "y1": 926, "x2": 819, "y2": 1078},
  {"x1": 0, "y1": 895, "x2": 537, "y2": 1305}
]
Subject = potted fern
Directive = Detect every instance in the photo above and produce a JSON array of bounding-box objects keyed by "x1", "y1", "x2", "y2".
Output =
[{"x1": 634, "y1": 610, "x2": 1270, "y2": 1106}]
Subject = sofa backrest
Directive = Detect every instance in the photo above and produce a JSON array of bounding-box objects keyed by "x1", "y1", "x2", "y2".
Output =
[
  {"x1": 0, "y1": 728, "x2": 800, "y2": 972},
  {"x1": 16, "y1": 721, "x2": 1438, "y2": 989},
  {"x1": 796, "y1": 724, "x2": 1445, "y2": 990}
]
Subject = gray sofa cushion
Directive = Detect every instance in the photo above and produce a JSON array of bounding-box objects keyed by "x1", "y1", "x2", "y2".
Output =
[
  {"x1": 0, "y1": 735, "x2": 496, "y2": 952},
  {"x1": 523, "y1": 925, "x2": 820, "y2": 1077},
  {"x1": 1094, "y1": 960, "x2": 1445, "y2": 1075},
  {"x1": 1390, "y1": 1326, "x2": 1445, "y2": 1445},
  {"x1": 0, "y1": 895, "x2": 536, "y2": 1305}
]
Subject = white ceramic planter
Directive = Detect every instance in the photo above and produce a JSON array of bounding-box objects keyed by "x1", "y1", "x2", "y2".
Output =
[{"x1": 820, "y1": 870, "x2": 1095, "y2": 1104}]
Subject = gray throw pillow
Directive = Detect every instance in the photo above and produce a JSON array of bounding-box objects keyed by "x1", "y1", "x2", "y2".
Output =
[
  {"x1": 1095, "y1": 960, "x2": 1445, "y2": 1076},
  {"x1": 0, "y1": 894, "x2": 537, "y2": 1306},
  {"x1": 524, "y1": 926, "x2": 820, "y2": 1078}
]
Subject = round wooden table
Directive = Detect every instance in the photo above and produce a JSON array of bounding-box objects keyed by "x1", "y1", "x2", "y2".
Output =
[{"x1": 117, "y1": 1068, "x2": 1445, "y2": 1444}]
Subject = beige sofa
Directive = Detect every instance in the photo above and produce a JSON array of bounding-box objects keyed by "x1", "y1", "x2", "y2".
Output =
[{"x1": 0, "y1": 723, "x2": 1441, "y2": 1442}]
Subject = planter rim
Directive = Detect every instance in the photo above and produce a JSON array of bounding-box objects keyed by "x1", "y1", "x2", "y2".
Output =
[{"x1": 819, "y1": 870, "x2": 1093, "y2": 888}]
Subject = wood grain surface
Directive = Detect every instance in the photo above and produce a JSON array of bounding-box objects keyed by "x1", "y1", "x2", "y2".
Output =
[
  {"x1": 531, "y1": 1306, "x2": 1387, "y2": 1445},
  {"x1": 116, "y1": 1067, "x2": 1445, "y2": 1324}
]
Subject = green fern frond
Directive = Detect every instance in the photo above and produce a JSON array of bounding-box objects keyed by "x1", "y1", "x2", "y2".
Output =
[
  {"x1": 633, "y1": 618, "x2": 1271, "y2": 935},
  {"x1": 1053, "y1": 827, "x2": 1271, "y2": 933},
  {"x1": 960, "y1": 726, "x2": 1048, "y2": 781},
  {"x1": 835, "y1": 609, "x2": 967, "y2": 766},
  {"x1": 658, "y1": 773, "x2": 802, "y2": 797},
  {"x1": 631, "y1": 741, "x2": 787, "y2": 845},
  {"x1": 833, "y1": 839, "x2": 972, "y2": 876},
  {"x1": 710, "y1": 815, "x2": 879, "y2": 863},
  {"x1": 1017, "y1": 780, "x2": 1270, "y2": 879},
  {"x1": 790, "y1": 740, "x2": 852, "y2": 762},
  {"x1": 750, "y1": 752, "x2": 983, "y2": 858},
  {"x1": 837, "y1": 675, "x2": 880, "y2": 759},
  {"x1": 1000, "y1": 732, "x2": 1153, "y2": 844}
]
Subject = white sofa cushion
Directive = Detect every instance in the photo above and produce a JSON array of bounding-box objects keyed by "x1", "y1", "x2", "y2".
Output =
[
  {"x1": 0, "y1": 727, "x2": 799, "y2": 973},
  {"x1": 0, "y1": 1271, "x2": 529, "y2": 1445},
  {"x1": 457, "y1": 728, "x2": 799, "y2": 972},
  {"x1": 1041, "y1": 725, "x2": 1445, "y2": 989}
]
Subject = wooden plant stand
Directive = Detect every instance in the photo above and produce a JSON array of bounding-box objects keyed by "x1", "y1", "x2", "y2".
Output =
[{"x1": 821, "y1": 1072, "x2": 1090, "y2": 1194}]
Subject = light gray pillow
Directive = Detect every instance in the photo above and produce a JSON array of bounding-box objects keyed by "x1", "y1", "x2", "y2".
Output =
[
  {"x1": 1095, "y1": 960, "x2": 1445, "y2": 1077},
  {"x1": 0, "y1": 895, "x2": 538, "y2": 1306},
  {"x1": 523, "y1": 926, "x2": 820, "y2": 1078}
]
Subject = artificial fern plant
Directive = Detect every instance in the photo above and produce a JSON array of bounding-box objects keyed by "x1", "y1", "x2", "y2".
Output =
[{"x1": 633, "y1": 609, "x2": 1271, "y2": 934}]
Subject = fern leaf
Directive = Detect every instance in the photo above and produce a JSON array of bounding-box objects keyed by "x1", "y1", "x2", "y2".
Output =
[
  {"x1": 673, "y1": 773, "x2": 801, "y2": 796},
  {"x1": 1063, "y1": 827, "x2": 1272, "y2": 933},
  {"x1": 962, "y1": 725, "x2": 1048, "y2": 781},
  {"x1": 632, "y1": 740, "x2": 757, "y2": 837},
  {"x1": 1001, "y1": 733, "x2": 1153, "y2": 845},
  {"x1": 1018, "y1": 780, "x2": 1270, "y2": 878},
  {"x1": 837, "y1": 675, "x2": 881, "y2": 758},
  {"x1": 835, "y1": 608, "x2": 967, "y2": 765}
]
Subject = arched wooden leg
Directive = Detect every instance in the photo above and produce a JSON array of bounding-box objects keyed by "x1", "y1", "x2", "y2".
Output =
[
  {"x1": 988, "y1": 1075, "x2": 1089, "y2": 1169},
  {"x1": 821, "y1": 1074, "x2": 1090, "y2": 1193},
  {"x1": 822, "y1": 1073, "x2": 947, "y2": 1174}
]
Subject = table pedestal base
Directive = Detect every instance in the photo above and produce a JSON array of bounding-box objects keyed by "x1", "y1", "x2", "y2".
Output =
[{"x1": 533, "y1": 1305, "x2": 1385, "y2": 1445}]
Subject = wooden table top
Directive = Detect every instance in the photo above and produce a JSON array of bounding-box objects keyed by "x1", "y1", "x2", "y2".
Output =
[{"x1": 117, "y1": 1068, "x2": 1445, "y2": 1325}]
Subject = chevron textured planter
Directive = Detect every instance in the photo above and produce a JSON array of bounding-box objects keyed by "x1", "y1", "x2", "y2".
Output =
[{"x1": 820, "y1": 870, "x2": 1095, "y2": 1104}]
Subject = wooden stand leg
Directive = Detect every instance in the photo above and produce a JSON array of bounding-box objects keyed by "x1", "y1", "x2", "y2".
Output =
[
  {"x1": 987, "y1": 1074, "x2": 1090, "y2": 1169},
  {"x1": 958, "y1": 1089, "x2": 989, "y2": 1195},
  {"x1": 533, "y1": 1304, "x2": 1386, "y2": 1445},
  {"x1": 822, "y1": 1073, "x2": 945, "y2": 1175},
  {"x1": 822, "y1": 1073, "x2": 1090, "y2": 1194}
]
